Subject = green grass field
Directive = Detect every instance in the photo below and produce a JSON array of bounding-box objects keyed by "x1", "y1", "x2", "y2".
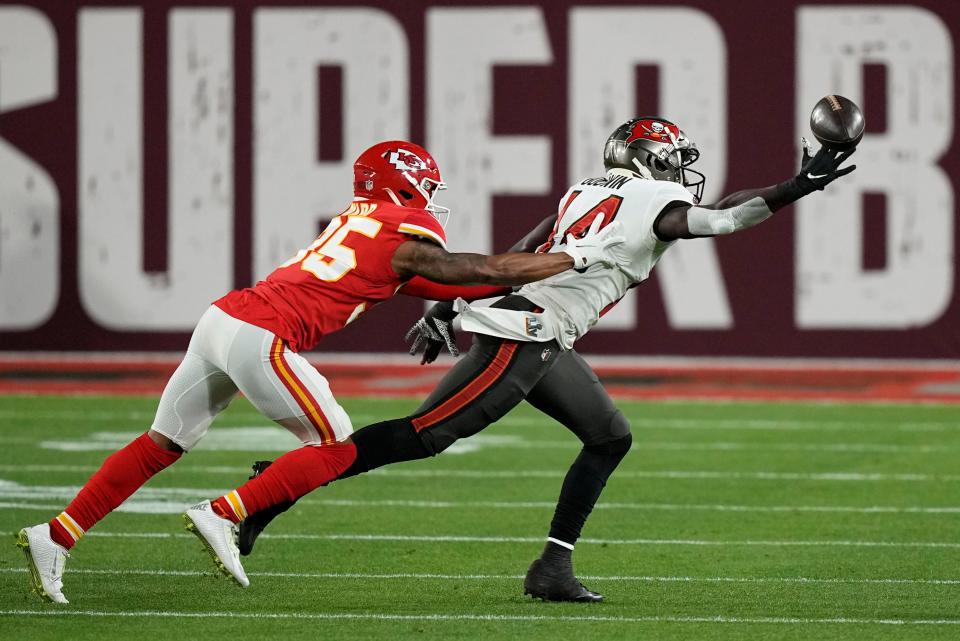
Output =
[{"x1": 0, "y1": 394, "x2": 958, "y2": 640}]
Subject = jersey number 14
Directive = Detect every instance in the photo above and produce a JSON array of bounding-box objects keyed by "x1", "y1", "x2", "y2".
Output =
[{"x1": 537, "y1": 192, "x2": 623, "y2": 253}]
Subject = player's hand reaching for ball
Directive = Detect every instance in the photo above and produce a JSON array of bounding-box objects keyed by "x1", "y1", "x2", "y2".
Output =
[
  {"x1": 405, "y1": 300, "x2": 459, "y2": 365},
  {"x1": 797, "y1": 137, "x2": 857, "y2": 192},
  {"x1": 561, "y1": 214, "x2": 629, "y2": 270}
]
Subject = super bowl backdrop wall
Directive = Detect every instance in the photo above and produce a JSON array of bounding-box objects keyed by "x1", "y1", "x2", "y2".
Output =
[{"x1": 0, "y1": 0, "x2": 957, "y2": 358}]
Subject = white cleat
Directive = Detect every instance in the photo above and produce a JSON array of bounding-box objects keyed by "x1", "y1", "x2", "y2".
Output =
[
  {"x1": 15, "y1": 524, "x2": 70, "y2": 604},
  {"x1": 183, "y1": 500, "x2": 249, "y2": 588}
]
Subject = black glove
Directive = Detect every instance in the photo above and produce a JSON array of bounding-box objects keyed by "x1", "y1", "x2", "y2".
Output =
[
  {"x1": 796, "y1": 137, "x2": 857, "y2": 193},
  {"x1": 404, "y1": 300, "x2": 459, "y2": 365}
]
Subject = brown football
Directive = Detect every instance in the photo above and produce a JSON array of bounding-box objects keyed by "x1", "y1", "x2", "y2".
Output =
[{"x1": 809, "y1": 95, "x2": 865, "y2": 151}]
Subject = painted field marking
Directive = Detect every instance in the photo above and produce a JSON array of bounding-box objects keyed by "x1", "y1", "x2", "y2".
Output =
[
  {"x1": 1, "y1": 608, "x2": 958, "y2": 626},
  {"x1": 35, "y1": 430, "x2": 529, "y2": 455},
  {"x1": 3, "y1": 475, "x2": 960, "y2": 517},
  {"x1": 3, "y1": 465, "x2": 960, "y2": 483},
  {"x1": 637, "y1": 441, "x2": 959, "y2": 454},
  {"x1": 535, "y1": 417, "x2": 960, "y2": 433},
  {"x1": 0, "y1": 410, "x2": 158, "y2": 421},
  {"x1": 371, "y1": 469, "x2": 960, "y2": 482},
  {"x1": 34, "y1": 531, "x2": 958, "y2": 549},
  {"x1": 274, "y1": 534, "x2": 960, "y2": 548},
  {"x1": 3, "y1": 497, "x2": 958, "y2": 516},
  {"x1": 37, "y1": 427, "x2": 301, "y2": 452},
  {"x1": 2, "y1": 566, "x2": 959, "y2": 586},
  {"x1": 0, "y1": 478, "x2": 228, "y2": 499},
  {"x1": 0, "y1": 408, "x2": 955, "y2": 433},
  {"x1": 0, "y1": 464, "x2": 248, "y2": 474},
  {"x1": 299, "y1": 498, "x2": 960, "y2": 515},
  {"x1": 0, "y1": 410, "x2": 383, "y2": 423},
  {"x1": 9, "y1": 434, "x2": 960, "y2": 455},
  {"x1": 9, "y1": 432, "x2": 958, "y2": 453}
]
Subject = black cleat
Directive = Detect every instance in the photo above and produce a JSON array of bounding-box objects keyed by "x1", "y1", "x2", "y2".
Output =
[
  {"x1": 523, "y1": 557, "x2": 604, "y2": 603},
  {"x1": 236, "y1": 460, "x2": 295, "y2": 556}
]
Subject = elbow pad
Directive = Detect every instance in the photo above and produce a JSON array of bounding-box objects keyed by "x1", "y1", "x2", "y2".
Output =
[{"x1": 686, "y1": 197, "x2": 774, "y2": 236}]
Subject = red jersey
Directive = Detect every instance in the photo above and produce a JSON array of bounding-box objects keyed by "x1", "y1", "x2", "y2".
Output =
[{"x1": 215, "y1": 200, "x2": 448, "y2": 352}]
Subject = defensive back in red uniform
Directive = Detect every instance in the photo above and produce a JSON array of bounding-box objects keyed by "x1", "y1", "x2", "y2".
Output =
[{"x1": 216, "y1": 199, "x2": 447, "y2": 352}]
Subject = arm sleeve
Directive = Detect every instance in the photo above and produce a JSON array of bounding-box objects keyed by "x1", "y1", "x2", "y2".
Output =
[
  {"x1": 686, "y1": 197, "x2": 774, "y2": 236},
  {"x1": 683, "y1": 177, "x2": 813, "y2": 236},
  {"x1": 398, "y1": 276, "x2": 511, "y2": 302}
]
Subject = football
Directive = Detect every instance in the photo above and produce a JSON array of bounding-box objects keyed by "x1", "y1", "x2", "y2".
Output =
[{"x1": 809, "y1": 94, "x2": 865, "y2": 151}]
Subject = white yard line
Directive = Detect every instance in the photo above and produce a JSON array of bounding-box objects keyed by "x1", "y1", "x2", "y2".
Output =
[
  {"x1": 606, "y1": 418, "x2": 956, "y2": 433},
  {"x1": 54, "y1": 531, "x2": 960, "y2": 548},
  {"x1": 0, "y1": 501, "x2": 74, "y2": 510},
  {"x1": 0, "y1": 410, "x2": 157, "y2": 421},
  {"x1": 1, "y1": 566, "x2": 958, "y2": 585},
  {"x1": 10, "y1": 437, "x2": 960, "y2": 453},
  {"x1": 1, "y1": 409, "x2": 955, "y2": 432},
  {"x1": 275, "y1": 534, "x2": 960, "y2": 548},
  {"x1": 370, "y1": 469, "x2": 960, "y2": 482},
  {"x1": 3, "y1": 497, "x2": 958, "y2": 515},
  {"x1": 2, "y1": 463, "x2": 959, "y2": 482},
  {"x1": 0, "y1": 464, "x2": 248, "y2": 474},
  {"x1": 299, "y1": 498, "x2": 960, "y2": 515},
  {"x1": 638, "y1": 441, "x2": 957, "y2": 453},
  {"x1": 0, "y1": 608, "x2": 957, "y2": 626}
]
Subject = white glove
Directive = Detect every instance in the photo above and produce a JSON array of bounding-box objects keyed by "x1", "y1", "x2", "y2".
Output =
[{"x1": 561, "y1": 214, "x2": 627, "y2": 270}]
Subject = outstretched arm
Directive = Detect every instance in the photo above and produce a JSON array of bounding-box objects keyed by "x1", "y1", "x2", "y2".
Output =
[
  {"x1": 655, "y1": 143, "x2": 857, "y2": 241},
  {"x1": 392, "y1": 239, "x2": 574, "y2": 286},
  {"x1": 392, "y1": 215, "x2": 624, "y2": 286},
  {"x1": 397, "y1": 214, "x2": 579, "y2": 301},
  {"x1": 398, "y1": 277, "x2": 510, "y2": 302}
]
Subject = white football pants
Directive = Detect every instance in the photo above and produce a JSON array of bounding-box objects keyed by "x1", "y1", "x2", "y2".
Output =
[{"x1": 150, "y1": 305, "x2": 353, "y2": 451}]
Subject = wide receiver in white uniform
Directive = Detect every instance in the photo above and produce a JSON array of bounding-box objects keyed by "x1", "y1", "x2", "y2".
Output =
[{"x1": 236, "y1": 116, "x2": 856, "y2": 602}]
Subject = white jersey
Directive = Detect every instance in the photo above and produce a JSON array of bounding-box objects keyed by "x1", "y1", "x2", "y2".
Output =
[{"x1": 458, "y1": 174, "x2": 694, "y2": 349}]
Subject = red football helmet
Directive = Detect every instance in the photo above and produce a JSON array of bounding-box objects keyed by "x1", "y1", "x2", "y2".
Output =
[{"x1": 353, "y1": 141, "x2": 449, "y2": 225}]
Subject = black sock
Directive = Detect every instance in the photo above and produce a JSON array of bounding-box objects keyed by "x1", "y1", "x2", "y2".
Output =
[
  {"x1": 337, "y1": 417, "x2": 432, "y2": 480},
  {"x1": 540, "y1": 540, "x2": 572, "y2": 565},
  {"x1": 546, "y1": 434, "x2": 632, "y2": 547}
]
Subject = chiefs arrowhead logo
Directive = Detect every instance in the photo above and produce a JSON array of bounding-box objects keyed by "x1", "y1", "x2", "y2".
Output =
[{"x1": 386, "y1": 148, "x2": 427, "y2": 172}]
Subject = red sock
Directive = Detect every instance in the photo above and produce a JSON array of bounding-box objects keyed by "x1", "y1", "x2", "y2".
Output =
[
  {"x1": 48, "y1": 432, "x2": 181, "y2": 549},
  {"x1": 211, "y1": 441, "x2": 357, "y2": 523}
]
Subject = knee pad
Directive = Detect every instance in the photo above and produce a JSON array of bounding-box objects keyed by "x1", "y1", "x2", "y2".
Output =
[
  {"x1": 609, "y1": 431, "x2": 633, "y2": 457},
  {"x1": 608, "y1": 410, "x2": 631, "y2": 441},
  {"x1": 417, "y1": 425, "x2": 457, "y2": 456},
  {"x1": 582, "y1": 410, "x2": 631, "y2": 452},
  {"x1": 584, "y1": 431, "x2": 632, "y2": 460}
]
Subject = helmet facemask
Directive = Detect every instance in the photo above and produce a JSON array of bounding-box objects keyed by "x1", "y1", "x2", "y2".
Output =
[
  {"x1": 404, "y1": 173, "x2": 450, "y2": 228},
  {"x1": 662, "y1": 129, "x2": 705, "y2": 203}
]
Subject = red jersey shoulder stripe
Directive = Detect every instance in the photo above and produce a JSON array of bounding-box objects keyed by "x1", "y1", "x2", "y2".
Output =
[{"x1": 398, "y1": 222, "x2": 446, "y2": 248}]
